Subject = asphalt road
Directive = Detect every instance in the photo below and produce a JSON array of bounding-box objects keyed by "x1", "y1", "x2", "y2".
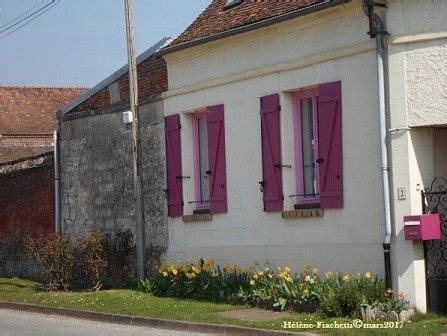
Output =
[{"x1": 0, "y1": 309, "x2": 211, "y2": 336}]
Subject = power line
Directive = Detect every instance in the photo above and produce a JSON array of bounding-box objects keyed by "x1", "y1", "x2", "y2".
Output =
[
  {"x1": 0, "y1": 0, "x2": 54, "y2": 33},
  {"x1": 0, "y1": 0, "x2": 60, "y2": 39},
  {"x1": 0, "y1": 0, "x2": 45, "y2": 30}
]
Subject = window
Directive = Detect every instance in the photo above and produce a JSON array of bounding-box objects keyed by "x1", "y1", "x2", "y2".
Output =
[
  {"x1": 165, "y1": 105, "x2": 228, "y2": 218},
  {"x1": 259, "y1": 82, "x2": 342, "y2": 213},
  {"x1": 224, "y1": 0, "x2": 242, "y2": 10},
  {"x1": 191, "y1": 106, "x2": 228, "y2": 214},
  {"x1": 294, "y1": 90, "x2": 320, "y2": 206},
  {"x1": 292, "y1": 82, "x2": 343, "y2": 209},
  {"x1": 193, "y1": 112, "x2": 210, "y2": 210}
]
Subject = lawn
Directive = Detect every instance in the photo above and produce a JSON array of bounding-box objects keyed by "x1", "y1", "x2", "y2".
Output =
[{"x1": 0, "y1": 278, "x2": 446, "y2": 336}]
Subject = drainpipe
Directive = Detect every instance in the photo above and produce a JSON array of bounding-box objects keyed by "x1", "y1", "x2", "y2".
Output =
[
  {"x1": 377, "y1": 34, "x2": 393, "y2": 290},
  {"x1": 363, "y1": 0, "x2": 392, "y2": 290},
  {"x1": 53, "y1": 129, "x2": 62, "y2": 234}
]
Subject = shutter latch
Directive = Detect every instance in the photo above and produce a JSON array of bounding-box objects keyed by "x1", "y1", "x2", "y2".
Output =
[{"x1": 259, "y1": 180, "x2": 265, "y2": 192}]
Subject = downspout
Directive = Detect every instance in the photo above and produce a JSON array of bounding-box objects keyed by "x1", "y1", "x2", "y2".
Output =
[
  {"x1": 378, "y1": 33, "x2": 392, "y2": 290},
  {"x1": 53, "y1": 129, "x2": 62, "y2": 234},
  {"x1": 363, "y1": 0, "x2": 392, "y2": 290}
]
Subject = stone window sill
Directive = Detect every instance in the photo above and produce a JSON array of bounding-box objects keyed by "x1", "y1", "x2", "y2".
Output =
[
  {"x1": 183, "y1": 213, "x2": 213, "y2": 223},
  {"x1": 282, "y1": 208, "x2": 323, "y2": 219}
]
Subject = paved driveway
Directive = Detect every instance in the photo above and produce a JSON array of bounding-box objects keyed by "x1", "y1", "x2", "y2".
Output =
[{"x1": 0, "y1": 309, "x2": 210, "y2": 336}]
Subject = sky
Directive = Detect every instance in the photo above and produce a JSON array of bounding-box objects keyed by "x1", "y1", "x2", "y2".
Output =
[{"x1": 0, "y1": 0, "x2": 210, "y2": 88}]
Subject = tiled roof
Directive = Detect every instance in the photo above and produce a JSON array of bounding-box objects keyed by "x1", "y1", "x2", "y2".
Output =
[
  {"x1": 0, "y1": 146, "x2": 53, "y2": 165},
  {"x1": 0, "y1": 86, "x2": 87, "y2": 134},
  {"x1": 170, "y1": 0, "x2": 321, "y2": 46}
]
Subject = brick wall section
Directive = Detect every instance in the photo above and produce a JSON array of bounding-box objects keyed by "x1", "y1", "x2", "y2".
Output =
[
  {"x1": 0, "y1": 162, "x2": 54, "y2": 237},
  {"x1": 72, "y1": 55, "x2": 167, "y2": 113}
]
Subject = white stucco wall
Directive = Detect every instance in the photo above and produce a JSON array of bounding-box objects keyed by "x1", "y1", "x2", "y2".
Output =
[
  {"x1": 162, "y1": 2, "x2": 386, "y2": 276},
  {"x1": 387, "y1": 0, "x2": 447, "y2": 312},
  {"x1": 387, "y1": 0, "x2": 447, "y2": 127},
  {"x1": 434, "y1": 129, "x2": 447, "y2": 177},
  {"x1": 405, "y1": 41, "x2": 447, "y2": 127}
]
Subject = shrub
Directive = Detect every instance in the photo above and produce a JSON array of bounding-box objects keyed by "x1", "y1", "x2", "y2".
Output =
[
  {"x1": 78, "y1": 229, "x2": 108, "y2": 291},
  {"x1": 107, "y1": 229, "x2": 136, "y2": 285},
  {"x1": 0, "y1": 230, "x2": 26, "y2": 263},
  {"x1": 237, "y1": 266, "x2": 320, "y2": 311},
  {"x1": 313, "y1": 272, "x2": 407, "y2": 318},
  {"x1": 140, "y1": 260, "x2": 408, "y2": 318},
  {"x1": 25, "y1": 234, "x2": 74, "y2": 291},
  {"x1": 139, "y1": 259, "x2": 249, "y2": 302}
]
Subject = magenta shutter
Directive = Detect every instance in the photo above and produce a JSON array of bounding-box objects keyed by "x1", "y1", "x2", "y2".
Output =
[
  {"x1": 207, "y1": 104, "x2": 228, "y2": 214},
  {"x1": 260, "y1": 94, "x2": 283, "y2": 212},
  {"x1": 165, "y1": 114, "x2": 183, "y2": 217},
  {"x1": 317, "y1": 81, "x2": 343, "y2": 209}
]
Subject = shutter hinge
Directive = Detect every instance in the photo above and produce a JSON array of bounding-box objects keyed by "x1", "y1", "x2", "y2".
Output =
[{"x1": 282, "y1": 195, "x2": 285, "y2": 200}]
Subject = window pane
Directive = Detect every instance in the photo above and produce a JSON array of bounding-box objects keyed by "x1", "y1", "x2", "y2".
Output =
[
  {"x1": 198, "y1": 117, "x2": 210, "y2": 203},
  {"x1": 301, "y1": 98, "x2": 316, "y2": 197}
]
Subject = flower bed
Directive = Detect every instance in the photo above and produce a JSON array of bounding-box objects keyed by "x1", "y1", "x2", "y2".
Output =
[{"x1": 139, "y1": 259, "x2": 409, "y2": 319}]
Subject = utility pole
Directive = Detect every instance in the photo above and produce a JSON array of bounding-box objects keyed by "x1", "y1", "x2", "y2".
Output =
[{"x1": 124, "y1": 0, "x2": 146, "y2": 280}]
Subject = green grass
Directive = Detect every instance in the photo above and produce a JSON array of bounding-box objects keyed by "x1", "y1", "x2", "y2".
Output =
[{"x1": 0, "y1": 278, "x2": 447, "y2": 335}]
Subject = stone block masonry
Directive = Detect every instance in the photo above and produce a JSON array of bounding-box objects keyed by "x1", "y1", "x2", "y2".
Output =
[
  {"x1": 58, "y1": 101, "x2": 168, "y2": 275},
  {"x1": 58, "y1": 51, "x2": 169, "y2": 279}
]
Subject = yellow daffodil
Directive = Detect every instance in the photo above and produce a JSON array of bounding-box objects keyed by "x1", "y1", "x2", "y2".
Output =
[
  {"x1": 171, "y1": 268, "x2": 178, "y2": 276},
  {"x1": 303, "y1": 289, "x2": 310, "y2": 296},
  {"x1": 162, "y1": 271, "x2": 168, "y2": 277},
  {"x1": 268, "y1": 274, "x2": 273, "y2": 279},
  {"x1": 286, "y1": 276, "x2": 293, "y2": 283},
  {"x1": 192, "y1": 266, "x2": 201, "y2": 274},
  {"x1": 186, "y1": 272, "x2": 196, "y2": 279},
  {"x1": 364, "y1": 272, "x2": 372, "y2": 279},
  {"x1": 342, "y1": 274, "x2": 350, "y2": 282},
  {"x1": 258, "y1": 271, "x2": 264, "y2": 276},
  {"x1": 325, "y1": 271, "x2": 334, "y2": 279},
  {"x1": 203, "y1": 259, "x2": 215, "y2": 271},
  {"x1": 250, "y1": 280, "x2": 256, "y2": 286},
  {"x1": 253, "y1": 274, "x2": 259, "y2": 280},
  {"x1": 285, "y1": 267, "x2": 290, "y2": 272}
]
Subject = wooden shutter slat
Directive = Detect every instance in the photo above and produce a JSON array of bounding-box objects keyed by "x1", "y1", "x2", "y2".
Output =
[
  {"x1": 317, "y1": 81, "x2": 343, "y2": 209},
  {"x1": 260, "y1": 94, "x2": 283, "y2": 212},
  {"x1": 207, "y1": 105, "x2": 228, "y2": 214},
  {"x1": 165, "y1": 114, "x2": 183, "y2": 217}
]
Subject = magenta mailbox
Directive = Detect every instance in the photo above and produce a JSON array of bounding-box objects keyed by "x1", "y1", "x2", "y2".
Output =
[{"x1": 404, "y1": 214, "x2": 441, "y2": 241}]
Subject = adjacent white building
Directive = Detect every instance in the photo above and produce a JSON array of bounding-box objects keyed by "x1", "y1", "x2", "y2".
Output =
[{"x1": 160, "y1": 0, "x2": 447, "y2": 313}]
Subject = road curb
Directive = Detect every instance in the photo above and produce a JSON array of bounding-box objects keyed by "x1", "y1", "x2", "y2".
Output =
[{"x1": 0, "y1": 301, "x2": 315, "y2": 336}]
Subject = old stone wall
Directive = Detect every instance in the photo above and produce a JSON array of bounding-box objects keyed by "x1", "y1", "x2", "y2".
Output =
[{"x1": 58, "y1": 100, "x2": 167, "y2": 275}]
